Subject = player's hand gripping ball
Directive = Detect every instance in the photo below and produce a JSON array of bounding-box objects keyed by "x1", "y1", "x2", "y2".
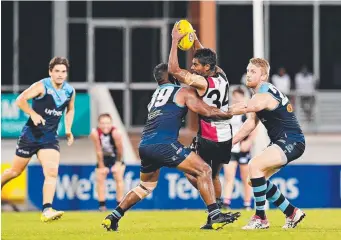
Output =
[{"x1": 176, "y1": 20, "x2": 195, "y2": 51}]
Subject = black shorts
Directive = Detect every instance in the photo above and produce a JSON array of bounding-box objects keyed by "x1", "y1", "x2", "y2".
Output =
[
  {"x1": 96, "y1": 156, "x2": 118, "y2": 169},
  {"x1": 192, "y1": 136, "x2": 232, "y2": 176},
  {"x1": 139, "y1": 141, "x2": 191, "y2": 173},
  {"x1": 271, "y1": 138, "x2": 306, "y2": 165},
  {"x1": 15, "y1": 138, "x2": 60, "y2": 158},
  {"x1": 230, "y1": 151, "x2": 251, "y2": 165}
]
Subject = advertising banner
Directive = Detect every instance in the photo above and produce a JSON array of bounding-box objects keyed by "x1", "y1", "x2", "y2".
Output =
[{"x1": 27, "y1": 164, "x2": 341, "y2": 210}]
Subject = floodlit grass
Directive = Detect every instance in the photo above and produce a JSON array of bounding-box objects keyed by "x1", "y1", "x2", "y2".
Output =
[{"x1": 2, "y1": 209, "x2": 341, "y2": 240}]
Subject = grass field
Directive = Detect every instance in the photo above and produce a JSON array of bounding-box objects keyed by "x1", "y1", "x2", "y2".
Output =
[{"x1": 2, "y1": 209, "x2": 341, "y2": 240}]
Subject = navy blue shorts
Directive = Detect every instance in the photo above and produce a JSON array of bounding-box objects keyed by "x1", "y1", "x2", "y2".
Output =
[
  {"x1": 139, "y1": 142, "x2": 191, "y2": 173},
  {"x1": 96, "y1": 156, "x2": 120, "y2": 169},
  {"x1": 271, "y1": 138, "x2": 305, "y2": 165},
  {"x1": 15, "y1": 138, "x2": 60, "y2": 158},
  {"x1": 230, "y1": 151, "x2": 251, "y2": 165}
]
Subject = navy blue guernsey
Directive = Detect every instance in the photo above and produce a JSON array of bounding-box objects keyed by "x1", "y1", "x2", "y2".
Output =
[
  {"x1": 20, "y1": 78, "x2": 74, "y2": 143},
  {"x1": 256, "y1": 82, "x2": 304, "y2": 143},
  {"x1": 140, "y1": 84, "x2": 188, "y2": 145}
]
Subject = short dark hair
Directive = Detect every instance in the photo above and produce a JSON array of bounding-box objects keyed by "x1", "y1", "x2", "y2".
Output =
[
  {"x1": 49, "y1": 57, "x2": 70, "y2": 71},
  {"x1": 98, "y1": 113, "x2": 112, "y2": 121},
  {"x1": 153, "y1": 63, "x2": 168, "y2": 83},
  {"x1": 193, "y1": 48, "x2": 217, "y2": 71},
  {"x1": 232, "y1": 87, "x2": 245, "y2": 96}
]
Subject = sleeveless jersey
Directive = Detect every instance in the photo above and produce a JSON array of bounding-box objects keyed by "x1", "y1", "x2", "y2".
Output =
[
  {"x1": 20, "y1": 77, "x2": 74, "y2": 143},
  {"x1": 97, "y1": 127, "x2": 117, "y2": 157},
  {"x1": 140, "y1": 84, "x2": 188, "y2": 145},
  {"x1": 198, "y1": 72, "x2": 232, "y2": 142},
  {"x1": 256, "y1": 82, "x2": 304, "y2": 143}
]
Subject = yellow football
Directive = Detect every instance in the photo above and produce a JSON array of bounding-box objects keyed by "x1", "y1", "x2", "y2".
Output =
[{"x1": 176, "y1": 19, "x2": 195, "y2": 51}]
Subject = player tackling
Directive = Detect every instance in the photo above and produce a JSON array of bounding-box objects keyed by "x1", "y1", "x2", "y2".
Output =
[
  {"x1": 102, "y1": 63, "x2": 242, "y2": 231},
  {"x1": 232, "y1": 58, "x2": 306, "y2": 230}
]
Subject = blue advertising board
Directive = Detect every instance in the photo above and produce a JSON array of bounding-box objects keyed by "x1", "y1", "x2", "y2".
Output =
[{"x1": 27, "y1": 164, "x2": 341, "y2": 210}]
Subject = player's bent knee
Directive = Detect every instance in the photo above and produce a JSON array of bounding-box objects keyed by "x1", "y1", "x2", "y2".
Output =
[
  {"x1": 114, "y1": 174, "x2": 124, "y2": 183},
  {"x1": 44, "y1": 175, "x2": 57, "y2": 185},
  {"x1": 248, "y1": 158, "x2": 260, "y2": 172},
  {"x1": 132, "y1": 181, "x2": 157, "y2": 200},
  {"x1": 4, "y1": 168, "x2": 21, "y2": 178},
  {"x1": 200, "y1": 163, "x2": 212, "y2": 177},
  {"x1": 96, "y1": 173, "x2": 106, "y2": 182},
  {"x1": 45, "y1": 168, "x2": 58, "y2": 178}
]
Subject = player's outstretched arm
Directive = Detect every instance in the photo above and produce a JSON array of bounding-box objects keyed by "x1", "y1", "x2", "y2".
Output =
[
  {"x1": 65, "y1": 89, "x2": 76, "y2": 146},
  {"x1": 112, "y1": 129, "x2": 123, "y2": 163},
  {"x1": 183, "y1": 88, "x2": 233, "y2": 119},
  {"x1": 89, "y1": 129, "x2": 105, "y2": 169},
  {"x1": 232, "y1": 112, "x2": 259, "y2": 145},
  {"x1": 232, "y1": 93, "x2": 272, "y2": 115},
  {"x1": 168, "y1": 24, "x2": 207, "y2": 92},
  {"x1": 16, "y1": 81, "x2": 46, "y2": 126}
]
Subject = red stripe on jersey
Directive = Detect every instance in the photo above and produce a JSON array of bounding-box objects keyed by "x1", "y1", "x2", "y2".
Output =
[
  {"x1": 200, "y1": 120, "x2": 218, "y2": 142},
  {"x1": 97, "y1": 128, "x2": 103, "y2": 145},
  {"x1": 97, "y1": 126, "x2": 116, "y2": 145},
  {"x1": 207, "y1": 77, "x2": 215, "y2": 88}
]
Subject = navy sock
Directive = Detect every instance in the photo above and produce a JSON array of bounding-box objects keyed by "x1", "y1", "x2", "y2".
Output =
[
  {"x1": 111, "y1": 206, "x2": 125, "y2": 220},
  {"x1": 42, "y1": 203, "x2": 52, "y2": 212},
  {"x1": 207, "y1": 203, "x2": 221, "y2": 220}
]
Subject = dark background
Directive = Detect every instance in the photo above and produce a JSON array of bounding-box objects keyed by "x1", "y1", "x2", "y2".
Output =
[{"x1": 2, "y1": 1, "x2": 341, "y2": 88}]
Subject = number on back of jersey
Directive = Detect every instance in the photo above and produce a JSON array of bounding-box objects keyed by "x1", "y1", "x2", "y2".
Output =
[
  {"x1": 148, "y1": 86, "x2": 174, "y2": 112},
  {"x1": 268, "y1": 85, "x2": 289, "y2": 106}
]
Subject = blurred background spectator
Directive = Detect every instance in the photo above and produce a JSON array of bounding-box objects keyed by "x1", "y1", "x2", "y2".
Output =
[
  {"x1": 271, "y1": 67, "x2": 291, "y2": 96},
  {"x1": 295, "y1": 65, "x2": 318, "y2": 122}
]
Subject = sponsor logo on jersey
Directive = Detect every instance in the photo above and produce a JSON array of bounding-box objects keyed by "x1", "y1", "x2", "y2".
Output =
[
  {"x1": 45, "y1": 108, "x2": 63, "y2": 117},
  {"x1": 287, "y1": 103, "x2": 293, "y2": 112}
]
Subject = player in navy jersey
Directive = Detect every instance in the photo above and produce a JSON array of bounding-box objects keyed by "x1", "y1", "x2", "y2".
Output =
[
  {"x1": 1, "y1": 57, "x2": 75, "y2": 222},
  {"x1": 89, "y1": 113, "x2": 125, "y2": 211},
  {"x1": 102, "y1": 63, "x2": 242, "y2": 232},
  {"x1": 168, "y1": 25, "x2": 233, "y2": 215},
  {"x1": 232, "y1": 58, "x2": 306, "y2": 230}
]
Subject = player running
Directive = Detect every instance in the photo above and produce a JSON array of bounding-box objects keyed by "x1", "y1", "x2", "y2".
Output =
[
  {"x1": 1, "y1": 57, "x2": 75, "y2": 222},
  {"x1": 102, "y1": 63, "x2": 242, "y2": 231},
  {"x1": 89, "y1": 113, "x2": 125, "y2": 211},
  {"x1": 168, "y1": 25, "x2": 232, "y2": 211},
  {"x1": 232, "y1": 58, "x2": 306, "y2": 230}
]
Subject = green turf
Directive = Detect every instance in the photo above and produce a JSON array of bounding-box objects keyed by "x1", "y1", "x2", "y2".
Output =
[{"x1": 2, "y1": 209, "x2": 341, "y2": 240}]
